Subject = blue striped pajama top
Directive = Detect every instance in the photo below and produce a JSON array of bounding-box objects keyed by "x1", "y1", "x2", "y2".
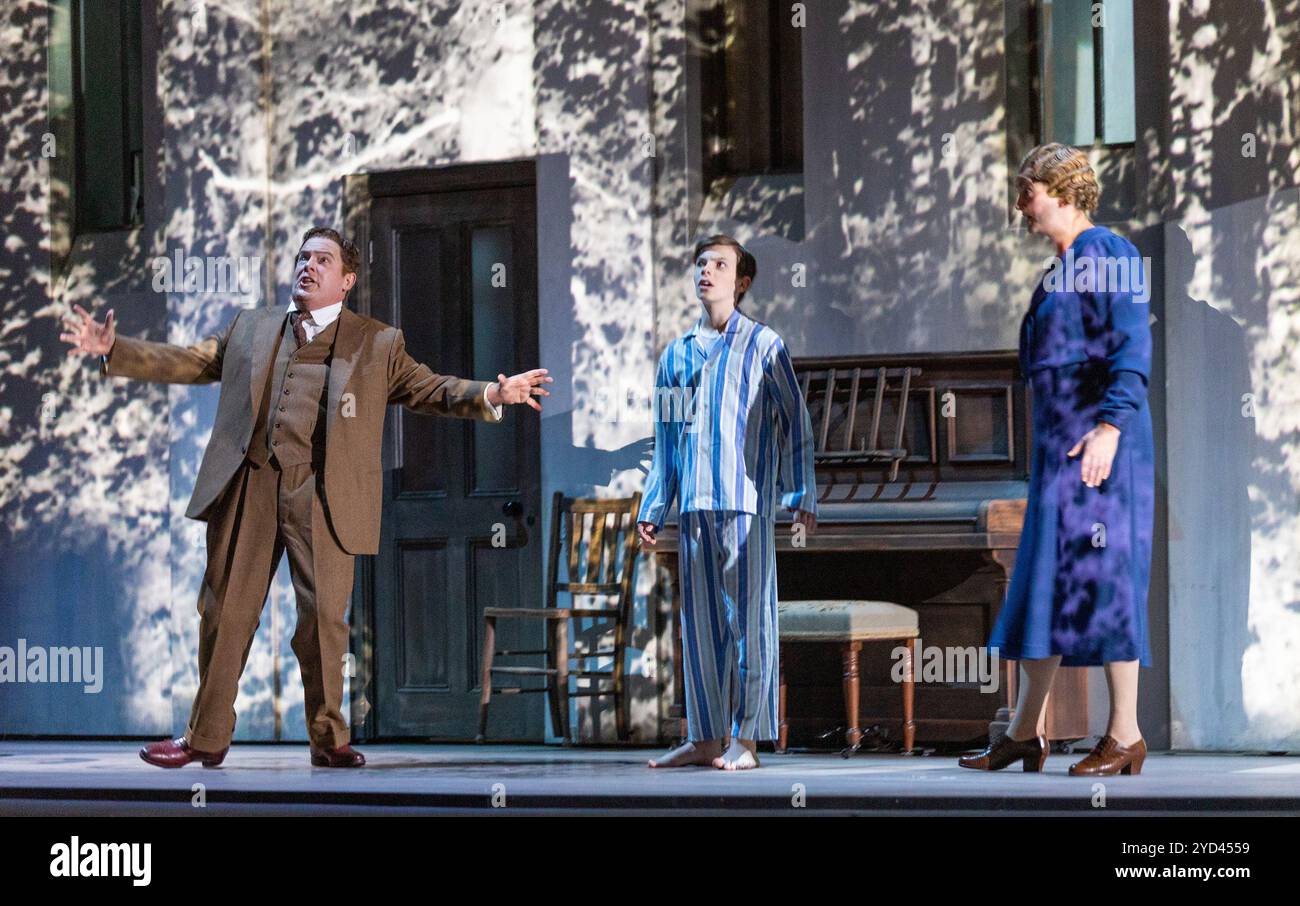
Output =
[{"x1": 638, "y1": 308, "x2": 818, "y2": 530}]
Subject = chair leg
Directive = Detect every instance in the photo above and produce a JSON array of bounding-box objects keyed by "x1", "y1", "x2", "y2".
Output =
[
  {"x1": 777, "y1": 646, "x2": 788, "y2": 754},
  {"x1": 543, "y1": 620, "x2": 564, "y2": 743},
  {"x1": 901, "y1": 636, "x2": 916, "y2": 754},
  {"x1": 554, "y1": 619, "x2": 572, "y2": 745},
  {"x1": 841, "y1": 641, "x2": 862, "y2": 757},
  {"x1": 611, "y1": 691, "x2": 626, "y2": 743},
  {"x1": 477, "y1": 616, "x2": 497, "y2": 743},
  {"x1": 614, "y1": 653, "x2": 629, "y2": 743}
]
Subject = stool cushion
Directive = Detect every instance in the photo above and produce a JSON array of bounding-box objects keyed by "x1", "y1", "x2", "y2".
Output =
[{"x1": 777, "y1": 600, "x2": 919, "y2": 641}]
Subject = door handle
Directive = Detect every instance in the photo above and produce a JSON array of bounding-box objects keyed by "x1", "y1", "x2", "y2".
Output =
[
  {"x1": 500, "y1": 499, "x2": 534, "y2": 544},
  {"x1": 501, "y1": 499, "x2": 534, "y2": 527}
]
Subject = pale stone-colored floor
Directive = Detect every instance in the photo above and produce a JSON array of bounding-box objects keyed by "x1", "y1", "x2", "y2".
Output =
[{"x1": 1, "y1": 742, "x2": 1297, "y2": 815}]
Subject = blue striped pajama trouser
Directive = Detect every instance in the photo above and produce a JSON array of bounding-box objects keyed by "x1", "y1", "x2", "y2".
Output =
[{"x1": 678, "y1": 510, "x2": 779, "y2": 742}]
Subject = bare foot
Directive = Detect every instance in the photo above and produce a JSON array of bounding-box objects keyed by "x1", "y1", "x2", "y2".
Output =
[
  {"x1": 648, "y1": 740, "x2": 721, "y2": 768},
  {"x1": 712, "y1": 738, "x2": 760, "y2": 771}
]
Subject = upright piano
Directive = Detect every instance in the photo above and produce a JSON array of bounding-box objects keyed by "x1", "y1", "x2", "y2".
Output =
[{"x1": 649, "y1": 350, "x2": 1089, "y2": 748}]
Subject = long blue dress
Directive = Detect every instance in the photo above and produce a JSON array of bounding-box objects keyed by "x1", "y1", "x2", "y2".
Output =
[{"x1": 989, "y1": 225, "x2": 1155, "y2": 667}]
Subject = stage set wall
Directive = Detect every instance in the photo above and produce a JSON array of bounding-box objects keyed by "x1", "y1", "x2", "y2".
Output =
[{"x1": 1, "y1": 0, "x2": 1296, "y2": 751}]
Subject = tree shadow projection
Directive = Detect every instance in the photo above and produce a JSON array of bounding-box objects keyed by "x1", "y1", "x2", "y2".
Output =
[
  {"x1": 1161, "y1": 0, "x2": 1300, "y2": 748},
  {"x1": 0, "y1": 1, "x2": 182, "y2": 734},
  {"x1": 650, "y1": 0, "x2": 1048, "y2": 362},
  {"x1": 532, "y1": 0, "x2": 667, "y2": 741}
]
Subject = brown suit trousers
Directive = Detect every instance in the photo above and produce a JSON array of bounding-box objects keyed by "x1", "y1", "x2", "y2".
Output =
[{"x1": 188, "y1": 459, "x2": 353, "y2": 750}]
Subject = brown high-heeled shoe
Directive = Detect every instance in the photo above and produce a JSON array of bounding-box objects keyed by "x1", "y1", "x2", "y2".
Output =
[
  {"x1": 958, "y1": 732, "x2": 1049, "y2": 772},
  {"x1": 1068, "y1": 735, "x2": 1146, "y2": 776}
]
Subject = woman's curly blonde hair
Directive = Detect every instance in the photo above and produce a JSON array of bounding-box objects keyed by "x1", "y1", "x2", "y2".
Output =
[{"x1": 1016, "y1": 144, "x2": 1100, "y2": 215}]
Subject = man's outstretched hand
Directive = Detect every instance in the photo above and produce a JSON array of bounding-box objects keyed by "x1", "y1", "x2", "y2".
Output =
[
  {"x1": 60, "y1": 305, "x2": 115, "y2": 357},
  {"x1": 489, "y1": 368, "x2": 552, "y2": 412}
]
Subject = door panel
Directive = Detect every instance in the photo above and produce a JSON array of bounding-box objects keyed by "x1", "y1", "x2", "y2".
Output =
[{"x1": 367, "y1": 173, "x2": 542, "y2": 740}]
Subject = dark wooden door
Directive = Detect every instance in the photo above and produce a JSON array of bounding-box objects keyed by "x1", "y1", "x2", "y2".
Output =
[{"x1": 365, "y1": 166, "x2": 542, "y2": 740}]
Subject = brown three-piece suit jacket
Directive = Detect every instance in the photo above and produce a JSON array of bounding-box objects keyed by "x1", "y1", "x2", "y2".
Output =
[{"x1": 103, "y1": 305, "x2": 501, "y2": 554}]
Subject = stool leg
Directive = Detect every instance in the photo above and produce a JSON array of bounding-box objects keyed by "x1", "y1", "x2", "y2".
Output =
[
  {"x1": 841, "y1": 641, "x2": 862, "y2": 757},
  {"x1": 777, "y1": 646, "x2": 788, "y2": 754},
  {"x1": 902, "y1": 636, "x2": 916, "y2": 754}
]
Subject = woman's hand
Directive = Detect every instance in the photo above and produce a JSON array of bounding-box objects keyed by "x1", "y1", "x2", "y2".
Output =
[{"x1": 1067, "y1": 422, "x2": 1120, "y2": 487}]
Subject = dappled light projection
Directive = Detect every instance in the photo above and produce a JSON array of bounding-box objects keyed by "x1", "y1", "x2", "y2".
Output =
[
  {"x1": 654, "y1": 0, "x2": 1041, "y2": 359},
  {"x1": 533, "y1": 0, "x2": 663, "y2": 739},
  {"x1": 0, "y1": 0, "x2": 540, "y2": 738},
  {"x1": 811, "y1": 0, "x2": 1033, "y2": 351},
  {"x1": 0, "y1": 0, "x2": 1297, "y2": 750},
  {"x1": 1, "y1": 1, "x2": 174, "y2": 733},
  {"x1": 1161, "y1": 0, "x2": 1300, "y2": 748}
]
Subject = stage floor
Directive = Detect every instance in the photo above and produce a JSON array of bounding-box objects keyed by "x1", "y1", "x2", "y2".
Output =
[{"x1": 1, "y1": 742, "x2": 1298, "y2": 816}]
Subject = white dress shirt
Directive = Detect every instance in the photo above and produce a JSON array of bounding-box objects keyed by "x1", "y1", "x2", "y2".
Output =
[
  {"x1": 289, "y1": 300, "x2": 343, "y2": 342},
  {"x1": 288, "y1": 302, "x2": 503, "y2": 418}
]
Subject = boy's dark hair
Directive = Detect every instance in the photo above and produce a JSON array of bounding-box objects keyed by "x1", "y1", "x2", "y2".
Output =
[
  {"x1": 300, "y1": 227, "x2": 361, "y2": 278},
  {"x1": 693, "y1": 234, "x2": 757, "y2": 304}
]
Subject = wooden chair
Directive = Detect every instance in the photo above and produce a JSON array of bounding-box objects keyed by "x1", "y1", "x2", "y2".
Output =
[
  {"x1": 478, "y1": 491, "x2": 642, "y2": 745},
  {"x1": 776, "y1": 599, "x2": 919, "y2": 756}
]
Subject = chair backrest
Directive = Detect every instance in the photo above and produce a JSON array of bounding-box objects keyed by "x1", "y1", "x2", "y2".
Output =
[{"x1": 546, "y1": 491, "x2": 643, "y2": 620}]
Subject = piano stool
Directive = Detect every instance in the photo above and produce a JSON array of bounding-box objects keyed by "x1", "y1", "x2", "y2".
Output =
[{"x1": 776, "y1": 600, "x2": 919, "y2": 757}]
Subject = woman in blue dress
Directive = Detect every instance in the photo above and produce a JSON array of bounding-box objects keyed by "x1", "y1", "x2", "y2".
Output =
[{"x1": 959, "y1": 145, "x2": 1155, "y2": 776}]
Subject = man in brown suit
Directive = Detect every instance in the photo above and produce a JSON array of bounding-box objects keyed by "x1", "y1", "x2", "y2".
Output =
[{"x1": 60, "y1": 227, "x2": 551, "y2": 768}]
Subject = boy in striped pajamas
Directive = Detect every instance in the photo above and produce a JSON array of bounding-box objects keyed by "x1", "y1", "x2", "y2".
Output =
[{"x1": 638, "y1": 235, "x2": 818, "y2": 771}]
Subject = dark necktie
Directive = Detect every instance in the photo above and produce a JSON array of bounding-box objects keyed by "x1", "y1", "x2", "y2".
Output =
[{"x1": 290, "y1": 308, "x2": 315, "y2": 348}]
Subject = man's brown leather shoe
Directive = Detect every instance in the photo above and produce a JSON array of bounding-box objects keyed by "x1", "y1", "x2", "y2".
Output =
[
  {"x1": 1069, "y1": 735, "x2": 1146, "y2": 776},
  {"x1": 139, "y1": 737, "x2": 228, "y2": 769},
  {"x1": 310, "y1": 744, "x2": 366, "y2": 768},
  {"x1": 958, "y1": 732, "x2": 1049, "y2": 772}
]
